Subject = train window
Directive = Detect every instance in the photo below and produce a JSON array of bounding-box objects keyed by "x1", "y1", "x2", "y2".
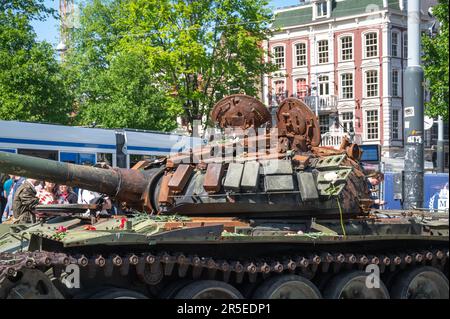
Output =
[
  {"x1": 97, "y1": 153, "x2": 113, "y2": 166},
  {"x1": 60, "y1": 152, "x2": 96, "y2": 165},
  {"x1": 0, "y1": 149, "x2": 16, "y2": 153},
  {"x1": 79, "y1": 153, "x2": 96, "y2": 166},
  {"x1": 18, "y1": 149, "x2": 58, "y2": 161},
  {"x1": 60, "y1": 152, "x2": 78, "y2": 164}
]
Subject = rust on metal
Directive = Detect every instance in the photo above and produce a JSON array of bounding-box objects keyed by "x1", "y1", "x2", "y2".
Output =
[
  {"x1": 168, "y1": 164, "x2": 193, "y2": 193},
  {"x1": 158, "y1": 172, "x2": 174, "y2": 205},
  {"x1": 210, "y1": 94, "x2": 271, "y2": 129},
  {"x1": 276, "y1": 98, "x2": 321, "y2": 152},
  {"x1": 203, "y1": 163, "x2": 224, "y2": 193}
]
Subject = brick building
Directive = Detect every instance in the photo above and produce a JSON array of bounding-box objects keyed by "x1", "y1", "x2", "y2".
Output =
[{"x1": 262, "y1": 0, "x2": 440, "y2": 160}]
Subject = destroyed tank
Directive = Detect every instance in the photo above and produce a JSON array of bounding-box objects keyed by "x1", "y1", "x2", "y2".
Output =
[{"x1": 0, "y1": 95, "x2": 448, "y2": 299}]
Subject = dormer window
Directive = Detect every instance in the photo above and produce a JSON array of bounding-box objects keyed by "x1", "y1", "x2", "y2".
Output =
[{"x1": 317, "y1": 1, "x2": 327, "y2": 18}]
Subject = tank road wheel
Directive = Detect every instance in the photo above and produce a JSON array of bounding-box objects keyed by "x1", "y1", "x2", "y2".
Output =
[
  {"x1": 174, "y1": 280, "x2": 243, "y2": 299},
  {"x1": 89, "y1": 288, "x2": 148, "y2": 299},
  {"x1": 390, "y1": 266, "x2": 449, "y2": 299},
  {"x1": 158, "y1": 279, "x2": 193, "y2": 299},
  {"x1": 252, "y1": 275, "x2": 321, "y2": 299},
  {"x1": 323, "y1": 271, "x2": 390, "y2": 299},
  {"x1": 0, "y1": 269, "x2": 64, "y2": 299}
]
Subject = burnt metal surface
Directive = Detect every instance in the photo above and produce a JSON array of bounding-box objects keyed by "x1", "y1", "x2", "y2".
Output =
[
  {"x1": 203, "y1": 163, "x2": 224, "y2": 193},
  {"x1": 276, "y1": 98, "x2": 321, "y2": 152},
  {"x1": 168, "y1": 164, "x2": 193, "y2": 193},
  {"x1": 210, "y1": 94, "x2": 271, "y2": 129}
]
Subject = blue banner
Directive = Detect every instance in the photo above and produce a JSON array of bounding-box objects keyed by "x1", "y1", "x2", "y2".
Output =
[{"x1": 383, "y1": 172, "x2": 449, "y2": 211}]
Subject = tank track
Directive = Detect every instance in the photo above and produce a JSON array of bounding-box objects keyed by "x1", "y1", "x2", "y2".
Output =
[{"x1": 1, "y1": 247, "x2": 448, "y2": 297}]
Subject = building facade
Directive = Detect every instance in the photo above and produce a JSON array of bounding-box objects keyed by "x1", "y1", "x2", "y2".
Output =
[{"x1": 263, "y1": 0, "x2": 437, "y2": 159}]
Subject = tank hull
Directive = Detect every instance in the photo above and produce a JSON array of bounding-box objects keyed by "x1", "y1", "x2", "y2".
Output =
[{"x1": 0, "y1": 211, "x2": 448, "y2": 299}]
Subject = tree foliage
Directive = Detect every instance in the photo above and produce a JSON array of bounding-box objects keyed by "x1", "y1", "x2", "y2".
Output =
[
  {"x1": 66, "y1": 0, "x2": 275, "y2": 131},
  {"x1": 0, "y1": 0, "x2": 73, "y2": 123},
  {"x1": 64, "y1": 0, "x2": 180, "y2": 131},
  {"x1": 422, "y1": 0, "x2": 449, "y2": 120}
]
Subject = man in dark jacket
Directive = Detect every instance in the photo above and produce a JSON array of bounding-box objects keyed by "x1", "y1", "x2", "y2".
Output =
[{"x1": 12, "y1": 178, "x2": 40, "y2": 223}]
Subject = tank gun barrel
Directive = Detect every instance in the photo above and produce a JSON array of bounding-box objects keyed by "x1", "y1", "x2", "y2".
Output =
[{"x1": 0, "y1": 152, "x2": 148, "y2": 208}]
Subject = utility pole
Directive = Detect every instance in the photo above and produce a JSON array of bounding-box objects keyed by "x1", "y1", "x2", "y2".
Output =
[
  {"x1": 403, "y1": 0, "x2": 424, "y2": 209},
  {"x1": 437, "y1": 116, "x2": 445, "y2": 172},
  {"x1": 56, "y1": 0, "x2": 75, "y2": 59}
]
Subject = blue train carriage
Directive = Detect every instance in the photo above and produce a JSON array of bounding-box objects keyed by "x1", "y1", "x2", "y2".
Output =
[{"x1": 0, "y1": 120, "x2": 200, "y2": 168}]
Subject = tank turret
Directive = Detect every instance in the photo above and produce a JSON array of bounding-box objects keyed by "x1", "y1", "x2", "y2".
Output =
[{"x1": 0, "y1": 95, "x2": 372, "y2": 219}]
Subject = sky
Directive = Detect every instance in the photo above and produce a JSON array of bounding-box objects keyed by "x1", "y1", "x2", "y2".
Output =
[{"x1": 31, "y1": 0, "x2": 301, "y2": 46}]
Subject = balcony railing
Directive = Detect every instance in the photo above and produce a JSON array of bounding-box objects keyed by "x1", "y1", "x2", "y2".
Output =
[
  {"x1": 268, "y1": 92, "x2": 337, "y2": 113},
  {"x1": 300, "y1": 95, "x2": 337, "y2": 113},
  {"x1": 321, "y1": 132, "x2": 362, "y2": 148}
]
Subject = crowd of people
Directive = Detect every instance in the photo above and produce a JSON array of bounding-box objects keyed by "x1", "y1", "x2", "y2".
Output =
[
  {"x1": 0, "y1": 174, "x2": 78, "y2": 223},
  {"x1": 1, "y1": 169, "x2": 114, "y2": 224}
]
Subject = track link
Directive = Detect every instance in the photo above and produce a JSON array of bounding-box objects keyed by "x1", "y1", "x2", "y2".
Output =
[{"x1": 1, "y1": 248, "x2": 448, "y2": 287}]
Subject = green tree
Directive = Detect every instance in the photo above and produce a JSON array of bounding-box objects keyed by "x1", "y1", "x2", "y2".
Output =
[
  {"x1": 118, "y1": 0, "x2": 275, "y2": 130},
  {"x1": 0, "y1": 0, "x2": 73, "y2": 123},
  {"x1": 422, "y1": 0, "x2": 449, "y2": 120},
  {"x1": 65, "y1": 0, "x2": 180, "y2": 131},
  {"x1": 67, "y1": 0, "x2": 275, "y2": 132}
]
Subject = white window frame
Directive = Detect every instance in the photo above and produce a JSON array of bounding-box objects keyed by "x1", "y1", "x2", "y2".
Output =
[
  {"x1": 317, "y1": 1, "x2": 328, "y2": 18},
  {"x1": 363, "y1": 31, "x2": 379, "y2": 59},
  {"x1": 364, "y1": 70, "x2": 379, "y2": 98},
  {"x1": 318, "y1": 75, "x2": 329, "y2": 96},
  {"x1": 391, "y1": 31, "x2": 399, "y2": 57},
  {"x1": 293, "y1": 41, "x2": 307, "y2": 67},
  {"x1": 339, "y1": 35, "x2": 353, "y2": 62},
  {"x1": 272, "y1": 45, "x2": 285, "y2": 70},
  {"x1": 340, "y1": 73, "x2": 353, "y2": 99},
  {"x1": 317, "y1": 40, "x2": 329, "y2": 64},
  {"x1": 319, "y1": 114, "x2": 330, "y2": 133},
  {"x1": 294, "y1": 77, "x2": 308, "y2": 97},
  {"x1": 341, "y1": 111, "x2": 354, "y2": 134},
  {"x1": 392, "y1": 69, "x2": 399, "y2": 97},
  {"x1": 273, "y1": 79, "x2": 286, "y2": 94},
  {"x1": 316, "y1": 1, "x2": 328, "y2": 18},
  {"x1": 392, "y1": 109, "x2": 400, "y2": 140},
  {"x1": 272, "y1": 79, "x2": 286, "y2": 104},
  {"x1": 365, "y1": 109, "x2": 379, "y2": 141}
]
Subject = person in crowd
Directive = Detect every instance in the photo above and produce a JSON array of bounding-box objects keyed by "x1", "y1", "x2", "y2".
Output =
[
  {"x1": 12, "y1": 178, "x2": 40, "y2": 223},
  {"x1": 367, "y1": 172, "x2": 386, "y2": 209},
  {"x1": 37, "y1": 181, "x2": 58, "y2": 205},
  {"x1": 78, "y1": 188, "x2": 114, "y2": 216},
  {"x1": 57, "y1": 185, "x2": 78, "y2": 204},
  {"x1": 431, "y1": 145, "x2": 437, "y2": 172},
  {"x1": 78, "y1": 162, "x2": 115, "y2": 216},
  {"x1": 1, "y1": 174, "x2": 11, "y2": 223},
  {"x1": 10, "y1": 175, "x2": 26, "y2": 210},
  {"x1": 2, "y1": 175, "x2": 20, "y2": 222},
  {"x1": 3, "y1": 175, "x2": 13, "y2": 201}
]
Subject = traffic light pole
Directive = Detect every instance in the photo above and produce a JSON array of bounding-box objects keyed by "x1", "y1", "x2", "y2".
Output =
[{"x1": 403, "y1": 0, "x2": 424, "y2": 209}]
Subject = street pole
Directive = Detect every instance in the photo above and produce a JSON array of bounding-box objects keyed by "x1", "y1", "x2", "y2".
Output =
[
  {"x1": 315, "y1": 94, "x2": 318, "y2": 116},
  {"x1": 437, "y1": 116, "x2": 445, "y2": 172},
  {"x1": 403, "y1": 0, "x2": 424, "y2": 209}
]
